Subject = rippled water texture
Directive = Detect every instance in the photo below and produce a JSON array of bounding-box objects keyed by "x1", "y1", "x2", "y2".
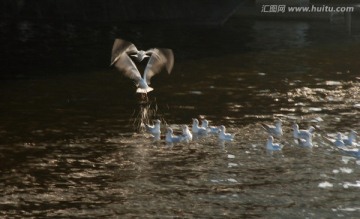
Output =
[{"x1": 0, "y1": 18, "x2": 360, "y2": 218}]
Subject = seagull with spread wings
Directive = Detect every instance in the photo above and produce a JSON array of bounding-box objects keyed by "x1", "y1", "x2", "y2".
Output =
[{"x1": 110, "y1": 38, "x2": 174, "y2": 94}]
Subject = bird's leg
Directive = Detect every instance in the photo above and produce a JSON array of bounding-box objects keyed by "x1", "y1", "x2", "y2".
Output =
[
  {"x1": 136, "y1": 92, "x2": 149, "y2": 104},
  {"x1": 142, "y1": 93, "x2": 149, "y2": 103}
]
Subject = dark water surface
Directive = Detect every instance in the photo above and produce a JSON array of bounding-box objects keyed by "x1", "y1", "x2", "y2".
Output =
[{"x1": 1, "y1": 18, "x2": 360, "y2": 218}]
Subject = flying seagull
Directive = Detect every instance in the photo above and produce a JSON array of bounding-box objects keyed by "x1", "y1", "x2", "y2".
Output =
[{"x1": 110, "y1": 38, "x2": 174, "y2": 94}]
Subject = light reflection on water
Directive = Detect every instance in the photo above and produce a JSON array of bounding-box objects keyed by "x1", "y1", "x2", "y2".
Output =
[{"x1": 0, "y1": 18, "x2": 360, "y2": 218}]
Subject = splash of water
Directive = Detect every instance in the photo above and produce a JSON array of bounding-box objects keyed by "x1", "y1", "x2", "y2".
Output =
[{"x1": 131, "y1": 96, "x2": 167, "y2": 132}]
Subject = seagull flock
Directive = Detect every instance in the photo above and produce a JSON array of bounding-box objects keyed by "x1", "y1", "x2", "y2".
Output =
[
  {"x1": 110, "y1": 38, "x2": 359, "y2": 156},
  {"x1": 144, "y1": 117, "x2": 358, "y2": 154},
  {"x1": 145, "y1": 118, "x2": 235, "y2": 143},
  {"x1": 262, "y1": 119, "x2": 359, "y2": 157},
  {"x1": 110, "y1": 38, "x2": 235, "y2": 143},
  {"x1": 323, "y1": 130, "x2": 359, "y2": 157},
  {"x1": 263, "y1": 120, "x2": 315, "y2": 150}
]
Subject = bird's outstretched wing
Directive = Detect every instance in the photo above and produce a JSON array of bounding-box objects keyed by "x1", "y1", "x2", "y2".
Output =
[
  {"x1": 110, "y1": 38, "x2": 138, "y2": 66},
  {"x1": 114, "y1": 53, "x2": 142, "y2": 83},
  {"x1": 144, "y1": 48, "x2": 174, "y2": 84}
]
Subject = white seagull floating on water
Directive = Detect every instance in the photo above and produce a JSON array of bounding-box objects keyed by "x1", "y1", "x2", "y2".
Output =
[
  {"x1": 165, "y1": 127, "x2": 182, "y2": 143},
  {"x1": 110, "y1": 38, "x2": 174, "y2": 93},
  {"x1": 324, "y1": 132, "x2": 345, "y2": 147},
  {"x1": 296, "y1": 132, "x2": 313, "y2": 148},
  {"x1": 292, "y1": 123, "x2": 315, "y2": 140},
  {"x1": 218, "y1": 125, "x2": 235, "y2": 141},
  {"x1": 192, "y1": 118, "x2": 208, "y2": 135},
  {"x1": 266, "y1": 136, "x2": 283, "y2": 151},
  {"x1": 333, "y1": 132, "x2": 346, "y2": 147},
  {"x1": 201, "y1": 119, "x2": 220, "y2": 134},
  {"x1": 181, "y1": 125, "x2": 193, "y2": 142},
  {"x1": 261, "y1": 119, "x2": 283, "y2": 137},
  {"x1": 145, "y1": 119, "x2": 161, "y2": 136},
  {"x1": 343, "y1": 130, "x2": 358, "y2": 146}
]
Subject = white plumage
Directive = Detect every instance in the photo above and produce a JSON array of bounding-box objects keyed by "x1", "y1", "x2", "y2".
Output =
[
  {"x1": 201, "y1": 119, "x2": 220, "y2": 134},
  {"x1": 145, "y1": 119, "x2": 161, "y2": 136},
  {"x1": 266, "y1": 136, "x2": 283, "y2": 151},
  {"x1": 192, "y1": 118, "x2": 207, "y2": 135},
  {"x1": 343, "y1": 130, "x2": 358, "y2": 146},
  {"x1": 261, "y1": 120, "x2": 283, "y2": 137},
  {"x1": 218, "y1": 125, "x2": 235, "y2": 141},
  {"x1": 181, "y1": 125, "x2": 193, "y2": 142},
  {"x1": 292, "y1": 123, "x2": 315, "y2": 140},
  {"x1": 110, "y1": 38, "x2": 174, "y2": 93},
  {"x1": 165, "y1": 127, "x2": 182, "y2": 143}
]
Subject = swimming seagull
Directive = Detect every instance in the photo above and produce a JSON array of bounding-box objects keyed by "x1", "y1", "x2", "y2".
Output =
[
  {"x1": 192, "y1": 118, "x2": 208, "y2": 135},
  {"x1": 165, "y1": 127, "x2": 182, "y2": 143},
  {"x1": 324, "y1": 132, "x2": 345, "y2": 147},
  {"x1": 218, "y1": 125, "x2": 235, "y2": 141},
  {"x1": 201, "y1": 119, "x2": 220, "y2": 134},
  {"x1": 181, "y1": 125, "x2": 193, "y2": 142},
  {"x1": 296, "y1": 132, "x2": 313, "y2": 148},
  {"x1": 266, "y1": 136, "x2": 283, "y2": 151},
  {"x1": 145, "y1": 119, "x2": 161, "y2": 136},
  {"x1": 335, "y1": 132, "x2": 347, "y2": 147},
  {"x1": 343, "y1": 130, "x2": 358, "y2": 146},
  {"x1": 261, "y1": 120, "x2": 283, "y2": 137},
  {"x1": 292, "y1": 123, "x2": 315, "y2": 140},
  {"x1": 110, "y1": 38, "x2": 174, "y2": 93}
]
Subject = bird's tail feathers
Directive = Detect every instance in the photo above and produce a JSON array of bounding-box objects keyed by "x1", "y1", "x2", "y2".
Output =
[{"x1": 136, "y1": 87, "x2": 154, "y2": 93}]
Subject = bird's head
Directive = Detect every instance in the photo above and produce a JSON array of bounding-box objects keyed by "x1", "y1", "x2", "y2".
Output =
[
  {"x1": 292, "y1": 123, "x2": 299, "y2": 130},
  {"x1": 268, "y1": 135, "x2": 274, "y2": 142},
  {"x1": 166, "y1": 127, "x2": 173, "y2": 134}
]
